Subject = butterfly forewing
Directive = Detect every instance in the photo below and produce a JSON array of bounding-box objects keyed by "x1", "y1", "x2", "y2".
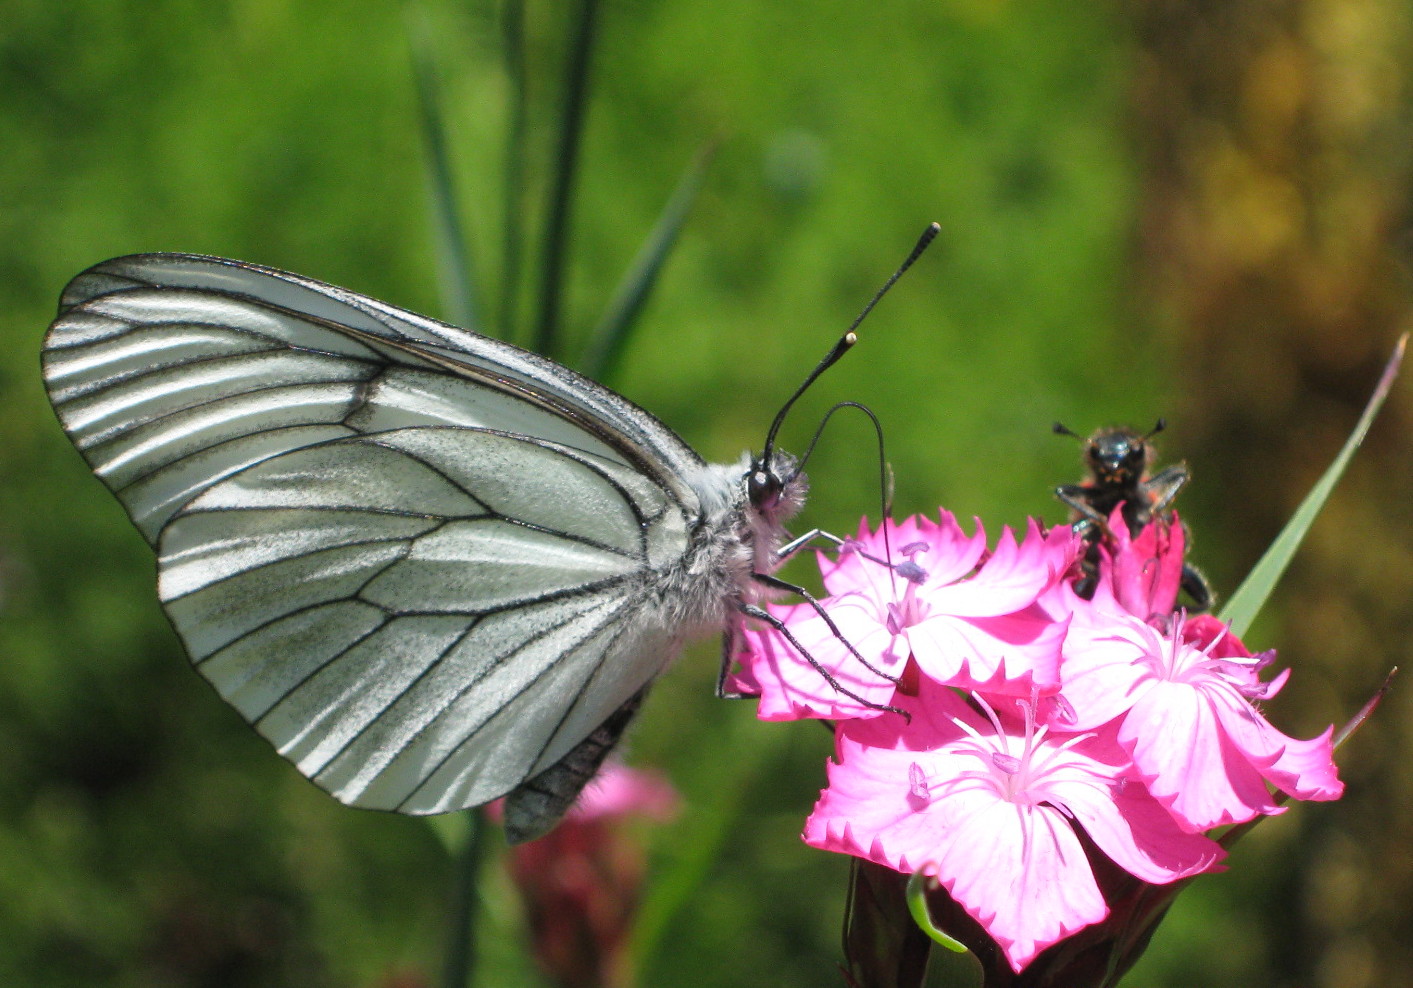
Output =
[
  {"x1": 49, "y1": 254, "x2": 706, "y2": 504},
  {"x1": 42, "y1": 253, "x2": 707, "y2": 817}
]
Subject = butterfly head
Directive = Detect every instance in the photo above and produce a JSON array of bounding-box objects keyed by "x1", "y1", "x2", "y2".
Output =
[
  {"x1": 736, "y1": 449, "x2": 808, "y2": 577},
  {"x1": 747, "y1": 450, "x2": 808, "y2": 525}
]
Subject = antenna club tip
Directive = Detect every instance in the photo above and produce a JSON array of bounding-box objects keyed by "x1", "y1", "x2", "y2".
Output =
[{"x1": 844, "y1": 331, "x2": 859, "y2": 347}]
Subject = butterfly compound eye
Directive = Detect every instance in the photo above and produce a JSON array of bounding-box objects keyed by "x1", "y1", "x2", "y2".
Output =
[{"x1": 748, "y1": 465, "x2": 784, "y2": 510}]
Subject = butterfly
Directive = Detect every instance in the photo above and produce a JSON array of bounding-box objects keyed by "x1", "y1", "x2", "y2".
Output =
[{"x1": 41, "y1": 249, "x2": 919, "y2": 842}]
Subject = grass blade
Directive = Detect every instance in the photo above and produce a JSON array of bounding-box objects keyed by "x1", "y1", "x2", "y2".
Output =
[
  {"x1": 1219, "y1": 333, "x2": 1406, "y2": 638},
  {"x1": 407, "y1": 5, "x2": 481, "y2": 333},
  {"x1": 498, "y1": 0, "x2": 527, "y2": 342},
  {"x1": 532, "y1": 0, "x2": 600, "y2": 361},
  {"x1": 580, "y1": 141, "x2": 716, "y2": 382}
]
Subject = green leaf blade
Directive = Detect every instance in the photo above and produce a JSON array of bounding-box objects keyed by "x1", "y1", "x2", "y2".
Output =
[
  {"x1": 580, "y1": 141, "x2": 716, "y2": 382},
  {"x1": 1219, "y1": 334, "x2": 1406, "y2": 638},
  {"x1": 406, "y1": 5, "x2": 481, "y2": 333}
]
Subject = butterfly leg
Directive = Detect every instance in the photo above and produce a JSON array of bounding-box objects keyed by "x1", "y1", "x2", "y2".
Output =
[
  {"x1": 721, "y1": 600, "x2": 906, "y2": 718},
  {"x1": 752, "y1": 572, "x2": 899, "y2": 683},
  {"x1": 775, "y1": 527, "x2": 847, "y2": 560},
  {"x1": 716, "y1": 630, "x2": 751, "y2": 700}
]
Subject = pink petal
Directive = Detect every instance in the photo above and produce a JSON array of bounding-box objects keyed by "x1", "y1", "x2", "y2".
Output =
[
  {"x1": 930, "y1": 518, "x2": 1069, "y2": 617},
  {"x1": 1054, "y1": 772, "x2": 1225, "y2": 884},
  {"x1": 1181, "y1": 614, "x2": 1250, "y2": 657},
  {"x1": 1120, "y1": 682, "x2": 1283, "y2": 830},
  {"x1": 822, "y1": 513, "x2": 990, "y2": 599},
  {"x1": 1051, "y1": 619, "x2": 1152, "y2": 731},
  {"x1": 839, "y1": 679, "x2": 965, "y2": 752},
  {"x1": 908, "y1": 610, "x2": 1067, "y2": 695},
  {"x1": 1203, "y1": 684, "x2": 1344, "y2": 802},
  {"x1": 1106, "y1": 512, "x2": 1184, "y2": 621},
  {"x1": 929, "y1": 796, "x2": 1108, "y2": 972},
  {"x1": 803, "y1": 736, "x2": 957, "y2": 871},
  {"x1": 921, "y1": 512, "x2": 990, "y2": 585},
  {"x1": 1266, "y1": 728, "x2": 1343, "y2": 801},
  {"x1": 803, "y1": 734, "x2": 1109, "y2": 974}
]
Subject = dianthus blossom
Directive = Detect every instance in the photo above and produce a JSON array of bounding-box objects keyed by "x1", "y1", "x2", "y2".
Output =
[
  {"x1": 734, "y1": 507, "x2": 1344, "y2": 973},
  {"x1": 729, "y1": 513, "x2": 1075, "y2": 720},
  {"x1": 494, "y1": 763, "x2": 679, "y2": 988}
]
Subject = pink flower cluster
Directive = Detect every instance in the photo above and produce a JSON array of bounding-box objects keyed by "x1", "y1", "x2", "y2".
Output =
[{"x1": 732, "y1": 509, "x2": 1344, "y2": 973}]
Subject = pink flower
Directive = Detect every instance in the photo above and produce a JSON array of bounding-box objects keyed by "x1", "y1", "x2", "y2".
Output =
[
  {"x1": 804, "y1": 681, "x2": 1223, "y2": 972},
  {"x1": 1103, "y1": 508, "x2": 1185, "y2": 624},
  {"x1": 731, "y1": 513, "x2": 1078, "y2": 719},
  {"x1": 499, "y1": 763, "x2": 678, "y2": 988},
  {"x1": 556, "y1": 761, "x2": 679, "y2": 824},
  {"x1": 1054, "y1": 611, "x2": 1343, "y2": 831},
  {"x1": 740, "y1": 503, "x2": 1346, "y2": 975}
]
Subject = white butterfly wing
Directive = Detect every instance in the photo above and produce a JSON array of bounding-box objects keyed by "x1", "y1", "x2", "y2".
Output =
[{"x1": 43, "y1": 253, "x2": 710, "y2": 814}]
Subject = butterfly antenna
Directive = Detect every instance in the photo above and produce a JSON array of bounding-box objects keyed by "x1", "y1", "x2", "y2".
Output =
[
  {"x1": 794, "y1": 400, "x2": 897, "y2": 582},
  {"x1": 761, "y1": 222, "x2": 940, "y2": 467},
  {"x1": 795, "y1": 401, "x2": 888, "y2": 500}
]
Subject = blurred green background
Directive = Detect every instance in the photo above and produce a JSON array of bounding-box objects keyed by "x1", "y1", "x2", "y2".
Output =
[{"x1": 2, "y1": 1, "x2": 1410, "y2": 986}]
